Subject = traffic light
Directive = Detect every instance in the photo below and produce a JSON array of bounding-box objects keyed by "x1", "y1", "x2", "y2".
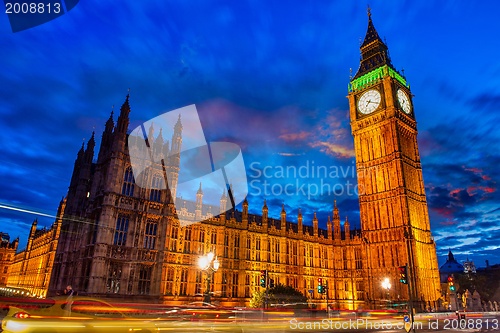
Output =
[
  {"x1": 317, "y1": 278, "x2": 324, "y2": 294},
  {"x1": 448, "y1": 275, "x2": 456, "y2": 292},
  {"x1": 398, "y1": 265, "x2": 408, "y2": 284},
  {"x1": 269, "y1": 278, "x2": 275, "y2": 288},
  {"x1": 260, "y1": 270, "x2": 267, "y2": 288}
]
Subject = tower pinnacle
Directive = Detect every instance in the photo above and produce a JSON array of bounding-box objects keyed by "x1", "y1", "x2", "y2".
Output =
[
  {"x1": 116, "y1": 93, "x2": 131, "y2": 134},
  {"x1": 353, "y1": 9, "x2": 394, "y2": 79}
]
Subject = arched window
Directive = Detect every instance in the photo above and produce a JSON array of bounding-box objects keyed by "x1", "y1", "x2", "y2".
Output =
[
  {"x1": 114, "y1": 215, "x2": 129, "y2": 246},
  {"x1": 144, "y1": 219, "x2": 158, "y2": 250},
  {"x1": 122, "y1": 167, "x2": 135, "y2": 196},
  {"x1": 150, "y1": 174, "x2": 163, "y2": 202},
  {"x1": 138, "y1": 266, "x2": 152, "y2": 295}
]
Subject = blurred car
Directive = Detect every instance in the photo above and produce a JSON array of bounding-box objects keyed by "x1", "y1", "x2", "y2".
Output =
[
  {"x1": 185, "y1": 301, "x2": 216, "y2": 308},
  {"x1": 175, "y1": 302, "x2": 236, "y2": 322},
  {"x1": 1, "y1": 296, "x2": 156, "y2": 333}
]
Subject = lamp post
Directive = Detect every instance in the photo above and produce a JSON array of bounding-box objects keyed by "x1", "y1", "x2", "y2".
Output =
[
  {"x1": 382, "y1": 277, "x2": 391, "y2": 308},
  {"x1": 198, "y1": 252, "x2": 220, "y2": 304}
]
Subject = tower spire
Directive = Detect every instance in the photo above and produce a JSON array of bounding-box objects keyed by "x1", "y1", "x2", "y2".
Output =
[
  {"x1": 116, "y1": 92, "x2": 131, "y2": 134},
  {"x1": 353, "y1": 9, "x2": 393, "y2": 79},
  {"x1": 105, "y1": 108, "x2": 114, "y2": 131},
  {"x1": 84, "y1": 131, "x2": 95, "y2": 163}
]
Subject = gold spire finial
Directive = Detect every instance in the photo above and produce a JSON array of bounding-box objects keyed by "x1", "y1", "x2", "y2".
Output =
[{"x1": 367, "y1": 5, "x2": 371, "y2": 17}]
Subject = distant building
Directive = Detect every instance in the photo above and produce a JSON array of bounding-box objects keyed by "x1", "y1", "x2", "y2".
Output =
[
  {"x1": 6, "y1": 200, "x2": 64, "y2": 298},
  {"x1": 0, "y1": 233, "x2": 19, "y2": 285},
  {"x1": 438, "y1": 251, "x2": 464, "y2": 310},
  {"x1": 439, "y1": 251, "x2": 464, "y2": 283},
  {"x1": 463, "y1": 257, "x2": 476, "y2": 274}
]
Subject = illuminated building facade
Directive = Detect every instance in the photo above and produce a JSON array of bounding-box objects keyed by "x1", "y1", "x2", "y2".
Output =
[
  {"x1": 6, "y1": 200, "x2": 64, "y2": 298},
  {"x1": 0, "y1": 233, "x2": 18, "y2": 286},
  {"x1": 347, "y1": 10, "x2": 440, "y2": 304},
  {"x1": 46, "y1": 94, "x2": 369, "y2": 308}
]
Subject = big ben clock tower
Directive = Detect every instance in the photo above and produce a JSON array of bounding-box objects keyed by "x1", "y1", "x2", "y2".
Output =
[{"x1": 347, "y1": 10, "x2": 440, "y2": 307}]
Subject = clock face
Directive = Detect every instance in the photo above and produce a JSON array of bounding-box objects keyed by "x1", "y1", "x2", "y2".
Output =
[
  {"x1": 397, "y1": 89, "x2": 411, "y2": 114},
  {"x1": 357, "y1": 89, "x2": 381, "y2": 115}
]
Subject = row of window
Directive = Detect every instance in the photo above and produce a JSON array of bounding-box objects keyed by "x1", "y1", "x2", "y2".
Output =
[
  {"x1": 122, "y1": 167, "x2": 166, "y2": 203},
  {"x1": 113, "y1": 215, "x2": 158, "y2": 250},
  {"x1": 113, "y1": 210, "x2": 363, "y2": 269},
  {"x1": 105, "y1": 263, "x2": 152, "y2": 295}
]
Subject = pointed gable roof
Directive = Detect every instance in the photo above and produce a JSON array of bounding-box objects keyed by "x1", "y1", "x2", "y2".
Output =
[{"x1": 353, "y1": 9, "x2": 395, "y2": 79}]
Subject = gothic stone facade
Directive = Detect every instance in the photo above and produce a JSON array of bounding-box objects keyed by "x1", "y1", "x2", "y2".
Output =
[
  {"x1": 346, "y1": 12, "x2": 440, "y2": 304},
  {"x1": 7, "y1": 200, "x2": 63, "y2": 298},
  {"x1": 0, "y1": 233, "x2": 18, "y2": 286},
  {"x1": 47, "y1": 14, "x2": 440, "y2": 309}
]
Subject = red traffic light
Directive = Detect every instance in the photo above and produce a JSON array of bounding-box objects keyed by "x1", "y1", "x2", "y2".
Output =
[
  {"x1": 318, "y1": 278, "x2": 322, "y2": 284},
  {"x1": 447, "y1": 275, "x2": 453, "y2": 282},
  {"x1": 398, "y1": 265, "x2": 408, "y2": 284}
]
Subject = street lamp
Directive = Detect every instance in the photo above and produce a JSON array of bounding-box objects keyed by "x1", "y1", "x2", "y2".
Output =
[
  {"x1": 382, "y1": 277, "x2": 391, "y2": 307},
  {"x1": 198, "y1": 252, "x2": 220, "y2": 304}
]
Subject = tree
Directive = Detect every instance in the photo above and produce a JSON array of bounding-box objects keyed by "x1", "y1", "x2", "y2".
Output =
[
  {"x1": 249, "y1": 284, "x2": 308, "y2": 308},
  {"x1": 249, "y1": 290, "x2": 266, "y2": 308},
  {"x1": 268, "y1": 284, "x2": 308, "y2": 307}
]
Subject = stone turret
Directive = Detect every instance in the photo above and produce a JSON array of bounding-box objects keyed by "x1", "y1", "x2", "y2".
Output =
[
  {"x1": 333, "y1": 200, "x2": 341, "y2": 240},
  {"x1": 281, "y1": 204, "x2": 286, "y2": 231}
]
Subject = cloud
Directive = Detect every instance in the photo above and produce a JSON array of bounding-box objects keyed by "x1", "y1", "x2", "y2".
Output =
[
  {"x1": 277, "y1": 152, "x2": 303, "y2": 156},
  {"x1": 278, "y1": 108, "x2": 354, "y2": 159},
  {"x1": 309, "y1": 141, "x2": 355, "y2": 158},
  {"x1": 279, "y1": 131, "x2": 311, "y2": 142},
  {"x1": 468, "y1": 92, "x2": 500, "y2": 110}
]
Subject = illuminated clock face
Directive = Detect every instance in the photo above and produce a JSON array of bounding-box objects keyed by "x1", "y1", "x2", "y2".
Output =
[
  {"x1": 397, "y1": 89, "x2": 411, "y2": 114},
  {"x1": 357, "y1": 89, "x2": 381, "y2": 115}
]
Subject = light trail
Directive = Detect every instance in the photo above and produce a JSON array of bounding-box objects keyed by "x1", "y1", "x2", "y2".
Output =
[{"x1": 0, "y1": 203, "x2": 56, "y2": 219}]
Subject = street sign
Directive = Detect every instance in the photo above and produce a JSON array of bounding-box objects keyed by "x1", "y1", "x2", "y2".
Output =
[
  {"x1": 403, "y1": 315, "x2": 411, "y2": 332},
  {"x1": 308, "y1": 289, "x2": 314, "y2": 294}
]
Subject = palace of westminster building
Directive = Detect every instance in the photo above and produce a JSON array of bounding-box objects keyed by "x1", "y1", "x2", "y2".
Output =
[{"x1": 3, "y1": 13, "x2": 440, "y2": 309}]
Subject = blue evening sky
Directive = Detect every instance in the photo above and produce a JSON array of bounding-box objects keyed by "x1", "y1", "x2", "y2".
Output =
[{"x1": 0, "y1": 1, "x2": 499, "y2": 267}]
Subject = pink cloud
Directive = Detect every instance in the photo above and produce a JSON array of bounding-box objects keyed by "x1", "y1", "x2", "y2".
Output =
[
  {"x1": 309, "y1": 141, "x2": 355, "y2": 158},
  {"x1": 279, "y1": 131, "x2": 311, "y2": 141}
]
